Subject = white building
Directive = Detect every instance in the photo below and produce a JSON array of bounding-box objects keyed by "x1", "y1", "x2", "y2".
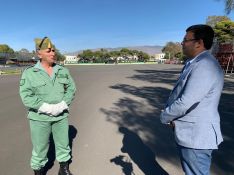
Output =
[
  {"x1": 65, "y1": 55, "x2": 79, "y2": 62},
  {"x1": 64, "y1": 55, "x2": 79, "y2": 64},
  {"x1": 155, "y1": 53, "x2": 165, "y2": 59},
  {"x1": 154, "y1": 53, "x2": 166, "y2": 63}
]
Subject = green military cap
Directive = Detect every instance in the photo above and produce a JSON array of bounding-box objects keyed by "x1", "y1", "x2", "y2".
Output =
[{"x1": 34, "y1": 37, "x2": 55, "y2": 50}]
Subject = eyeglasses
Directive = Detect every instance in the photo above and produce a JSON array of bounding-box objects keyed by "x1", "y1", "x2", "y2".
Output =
[{"x1": 181, "y1": 38, "x2": 198, "y2": 43}]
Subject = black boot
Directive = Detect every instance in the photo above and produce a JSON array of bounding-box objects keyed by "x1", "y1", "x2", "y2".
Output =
[
  {"x1": 58, "y1": 162, "x2": 73, "y2": 175},
  {"x1": 34, "y1": 168, "x2": 44, "y2": 175}
]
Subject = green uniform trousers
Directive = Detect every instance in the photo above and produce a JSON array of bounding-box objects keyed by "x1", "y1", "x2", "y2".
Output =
[{"x1": 29, "y1": 118, "x2": 71, "y2": 170}]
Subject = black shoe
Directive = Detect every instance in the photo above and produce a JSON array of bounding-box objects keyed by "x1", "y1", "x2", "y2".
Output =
[
  {"x1": 58, "y1": 162, "x2": 73, "y2": 175},
  {"x1": 34, "y1": 168, "x2": 44, "y2": 175}
]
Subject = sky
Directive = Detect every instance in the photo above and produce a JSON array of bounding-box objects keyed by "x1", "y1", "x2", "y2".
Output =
[{"x1": 0, "y1": 0, "x2": 233, "y2": 53}]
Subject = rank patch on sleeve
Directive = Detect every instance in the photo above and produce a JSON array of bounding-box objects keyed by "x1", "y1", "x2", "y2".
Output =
[{"x1": 20, "y1": 79, "x2": 25, "y2": 86}]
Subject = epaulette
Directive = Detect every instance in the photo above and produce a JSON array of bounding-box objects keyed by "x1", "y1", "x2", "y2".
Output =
[
  {"x1": 25, "y1": 65, "x2": 34, "y2": 69},
  {"x1": 23, "y1": 64, "x2": 40, "y2": 72},
  {"x1": 20, "y1": 65, "x2": 35, "y2": 74},
  {"x1": 28, "y1": 64, "x2": 40, "y2": 72},
  {"x1": 22, "y1": 65, "x2": 35, "y2": 72},
  {"x1": 32, "y1": 68, "x2": 40, "y2": 72}
]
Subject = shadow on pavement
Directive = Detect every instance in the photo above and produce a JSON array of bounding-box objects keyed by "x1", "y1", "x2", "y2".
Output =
[
  {"x1": 119, "y1": 127, "x2": 169, "y2": 175},
  {"x1": 110, "y1": 155, "x2": 134, "y2": 175},
  {"x1": 129, "y1": 69, "x2": 180, "y2": 86},
  {"x1": 43, "y1": 125, "x2": 77, "y2": 174}
]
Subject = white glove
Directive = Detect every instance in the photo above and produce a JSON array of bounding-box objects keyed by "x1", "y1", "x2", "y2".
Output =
[
  {"x1": 38, "y1": 103, "x2": 54, "y2": 115},
  {"x1": 38, "y1": 101, "x2": 68, "y2": 116},
  {"x1": 59, "y1": 101, "x2": 69, "y2": 111},
  {"x1": 50, "y1": 101, "x2": 69, "y2": 116}
]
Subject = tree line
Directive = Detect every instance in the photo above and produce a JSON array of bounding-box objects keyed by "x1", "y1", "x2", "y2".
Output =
[{"x1": 77, "y1": 48, "x2": 150, "y2": 63}]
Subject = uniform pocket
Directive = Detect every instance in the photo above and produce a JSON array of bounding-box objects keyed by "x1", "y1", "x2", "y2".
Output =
[
  {"x1": 31, "y1": 80, "x2": 46, "y2": 87},
  {"x1": 31, "y1": 80, "x2": 46, "y2": 95}
]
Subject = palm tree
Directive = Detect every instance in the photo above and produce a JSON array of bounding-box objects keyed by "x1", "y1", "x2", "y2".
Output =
[
  {"x1": 216, "y1": 0, "x2": 234, "y2": 14},
  {"x1": 224, "y1": 0, "x2": 234, "y2": 14}
]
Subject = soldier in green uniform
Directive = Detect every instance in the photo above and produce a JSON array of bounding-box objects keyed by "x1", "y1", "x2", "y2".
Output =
[{"x1": 19, "y1": 37, "x2": 76, "y2": 175}]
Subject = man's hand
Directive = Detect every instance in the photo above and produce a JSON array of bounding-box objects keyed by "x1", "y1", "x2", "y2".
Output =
[
  {"x1": 166, "y1": 121, "x2": 175, "y2": 130},
  {"x1": 170, "y1": 121, "x2": 175, "y2": 127}
]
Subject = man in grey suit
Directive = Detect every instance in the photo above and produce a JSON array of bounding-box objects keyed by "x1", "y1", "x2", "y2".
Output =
[{"x1": 160, "y1": 24, "x2": 224, "y2": 175}]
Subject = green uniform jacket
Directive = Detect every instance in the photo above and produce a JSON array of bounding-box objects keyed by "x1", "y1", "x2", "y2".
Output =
[{"x1": 19, "y1": 62, "x2": 76, "y2": 121}]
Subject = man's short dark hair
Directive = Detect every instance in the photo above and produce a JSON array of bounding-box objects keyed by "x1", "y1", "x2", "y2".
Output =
[{"x1": 186, "y1": 24, "x2": 214, "y2": 50}]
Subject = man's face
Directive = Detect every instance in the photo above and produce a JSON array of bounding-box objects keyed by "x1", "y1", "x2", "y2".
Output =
[
  {"x1": 37, "y1": 48, "x2": 56, "y2": 64},
  {"x1": 181, "y1": 31, "x2": 198, "y2": 58}
]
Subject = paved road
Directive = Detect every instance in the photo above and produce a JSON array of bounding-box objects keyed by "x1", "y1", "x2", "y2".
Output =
[{"x1": 0, "y1": 64, "x2": 233, "y2": 175}]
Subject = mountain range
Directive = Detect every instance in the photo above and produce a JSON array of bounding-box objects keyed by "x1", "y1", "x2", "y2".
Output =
[{"x1": 64, "y1": 45, "x2": 163, "y2": 56}]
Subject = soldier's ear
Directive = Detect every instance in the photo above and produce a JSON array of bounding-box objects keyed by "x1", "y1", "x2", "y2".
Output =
[{"x1": 36, "y1": 50, "x2": 43, "y2": 59}]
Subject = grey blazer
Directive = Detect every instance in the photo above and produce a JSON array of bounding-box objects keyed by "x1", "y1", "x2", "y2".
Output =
[{"x1": 160, "y1": 51, "x2": 224, "y2": 149}]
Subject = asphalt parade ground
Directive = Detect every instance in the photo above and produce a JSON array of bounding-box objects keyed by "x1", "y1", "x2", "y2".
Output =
[{"x1": 0, "y1": 64, "x2": 233, "y2": 175}]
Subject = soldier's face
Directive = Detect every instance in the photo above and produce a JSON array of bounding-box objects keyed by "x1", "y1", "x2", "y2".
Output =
[{"x1": 38, "y1": 48, "x2": 56, "y2": 64}]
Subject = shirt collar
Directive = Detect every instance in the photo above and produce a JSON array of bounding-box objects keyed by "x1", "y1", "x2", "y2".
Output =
[
  {"x1": 33, "y1": 61, "x2": 61, "y2": 79},
  {"x1": 34, "y1": 61, "x2": 60, "y2": 72}
]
